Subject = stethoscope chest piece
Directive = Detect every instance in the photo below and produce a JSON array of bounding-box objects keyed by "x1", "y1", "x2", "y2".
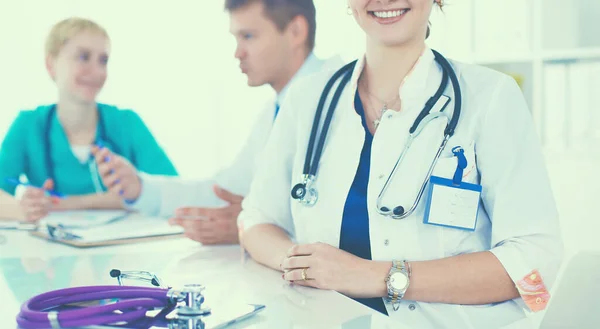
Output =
[
  {"x1": 291, "y1": 183, "x2": 307, "y2": 199},
  {"x1": 168, "y1": 284, "x2": 212, "y2": 329},
  {"x1": 169, "y1": 314, "x2": 206, "y2": 329},
  {"x1": 291, "y1": 175, "x2": 318, "y2": 206},
  {"x1": 170, "y1": 284, "x2": 211, "y2": 317}
]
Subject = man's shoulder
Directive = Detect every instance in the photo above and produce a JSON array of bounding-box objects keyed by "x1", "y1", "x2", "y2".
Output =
[
  {"x1": 303, "y1": 54, "x2": 346, "y2": 77},
  {"x1": 319, "y1": 55, "x2": 346, "y2": 71},
  {"x1": 294, "y1": 60, "x2": 350, "y2": 95}
]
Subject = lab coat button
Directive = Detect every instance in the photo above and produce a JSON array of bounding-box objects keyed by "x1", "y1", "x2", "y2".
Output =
[
  {"x1": 409, "y1": 304, "x2": 416, "y2": 311},
  {"x1": 384, "y1": 239, "x2": 389, "y2": 246},
  {"x1": 378, "y1": 174, "x2": 385, "y2": 179}
]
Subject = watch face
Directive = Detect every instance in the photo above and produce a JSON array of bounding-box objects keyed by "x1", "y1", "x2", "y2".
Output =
[{"x1": 390, "y1": 272, "x2": 409, "y2": 290}]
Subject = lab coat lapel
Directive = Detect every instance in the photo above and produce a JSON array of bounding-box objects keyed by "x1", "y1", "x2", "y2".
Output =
[
  {"x1": 291, "y1": 61, "x2": 365, "y2": 247},
  {"x1": 368, "y1": 48, "x2": 440, "y2": 205},
  {"x1": 317, "y1": 66, "x2": 365, "y2": 247}
]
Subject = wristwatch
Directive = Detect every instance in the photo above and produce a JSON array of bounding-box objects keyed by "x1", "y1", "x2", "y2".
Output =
[{"x1": 385, "y1": 260, "x2": 410, "y2": 311}]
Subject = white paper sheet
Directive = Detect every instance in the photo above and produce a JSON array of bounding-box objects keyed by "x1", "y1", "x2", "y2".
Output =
[
  {"x1": 427, "y1": 184, "x2": 480, "y2": 230},
  {"x1": 66, "y1": 215, "x2": 183, "y2": 243},
  {"x1": 41, "y1": 210, "x2": 130, "y2": 229}
]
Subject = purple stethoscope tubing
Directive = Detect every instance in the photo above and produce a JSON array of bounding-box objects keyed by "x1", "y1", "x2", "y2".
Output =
[{"x1": 17, "y1": 285, "x2": 170, "y2": 329}]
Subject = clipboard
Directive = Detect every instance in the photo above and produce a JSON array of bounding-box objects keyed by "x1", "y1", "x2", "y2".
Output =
[
  {"x1": 0, "y1": 221, "x2": 37, "y2": 231},
  {"x1": 29, "y1": 212, "x2": 184, "y2": 248},
  {"x1": 30, "y1": 230, "x2": 184, "y2": 248}
]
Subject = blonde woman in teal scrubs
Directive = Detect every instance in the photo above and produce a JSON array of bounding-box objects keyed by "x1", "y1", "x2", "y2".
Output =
[{"x1": 0, "y1": 18, "x2": 177, "y2": 222}]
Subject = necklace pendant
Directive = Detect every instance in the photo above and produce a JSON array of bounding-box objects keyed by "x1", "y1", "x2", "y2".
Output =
[{"x1": 374, "y1": 119, "x2": 380, "y2": 129}]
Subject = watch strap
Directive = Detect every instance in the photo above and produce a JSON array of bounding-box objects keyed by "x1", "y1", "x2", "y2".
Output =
[{"x1": 386, "y1": 260, "x2": 410, "y2": 311}]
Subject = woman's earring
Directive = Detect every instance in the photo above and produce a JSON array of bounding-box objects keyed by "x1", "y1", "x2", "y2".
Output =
[{"x1": 347, "y1": 6, "x2": 353, "y2": 15}]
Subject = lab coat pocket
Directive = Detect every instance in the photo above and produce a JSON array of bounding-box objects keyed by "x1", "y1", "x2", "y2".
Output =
[
  {"x1": 431, "y1": 140, "x2": 478, "y2": 184},
  {"x1": 428, "y1": 140, "x2": 483, "y2": 257}
]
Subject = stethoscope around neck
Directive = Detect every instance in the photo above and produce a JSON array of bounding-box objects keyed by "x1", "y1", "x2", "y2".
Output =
[
  {"x1": 291, "y1": 49, "x2": 462, "y2": 219},
  {"x1": 44, "y1": 106, "x2": 118, "y2": 194}
]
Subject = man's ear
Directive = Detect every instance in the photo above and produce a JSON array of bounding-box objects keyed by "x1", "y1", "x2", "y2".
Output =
[
  {"x1": 45, "y1": 55, "x2": 56, "y2": 81},
  {"x1": 286, "y1": 15, "x2": 309, "y2": 49}
]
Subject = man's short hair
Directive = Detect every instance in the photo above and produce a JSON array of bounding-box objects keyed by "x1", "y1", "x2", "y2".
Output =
[{"x1": 225, "y1": 0, "x2": 316, "y2": 51}]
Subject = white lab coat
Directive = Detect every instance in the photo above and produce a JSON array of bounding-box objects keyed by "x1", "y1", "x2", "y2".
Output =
[
  {"x1": 128, "y1": 54, "x2": 343, "y2": 217},
  {"x1": 238, "y1": 48, "x2": 564, "y2": 329}
]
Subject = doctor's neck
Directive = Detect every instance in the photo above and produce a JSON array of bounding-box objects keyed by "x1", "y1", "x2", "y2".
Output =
[
  {"x1": 56, "y1": 97, "x2": 98, "y2": 136},
  {"x1": 363, "y1": 38, "x2": 426, "y2": 97}
]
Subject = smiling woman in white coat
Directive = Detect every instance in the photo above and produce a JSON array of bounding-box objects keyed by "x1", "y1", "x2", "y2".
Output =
[{"x1": 237, "y1": 0, "x2": 564, "y2": 328}]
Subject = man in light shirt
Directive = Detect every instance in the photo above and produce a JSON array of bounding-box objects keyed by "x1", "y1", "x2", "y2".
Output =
[{"x1": 93, "y1": 0, "x2": 341, "y2": 244}]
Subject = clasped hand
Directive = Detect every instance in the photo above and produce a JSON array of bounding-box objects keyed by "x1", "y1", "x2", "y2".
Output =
[{"x1": 281, "y1": 242, "x2": 386, "y2": 299}]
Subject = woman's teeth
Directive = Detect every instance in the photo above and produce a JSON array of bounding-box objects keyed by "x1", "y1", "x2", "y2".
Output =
[{"x1": 372, "y1": 9, "x2": 408, "y2": 18}]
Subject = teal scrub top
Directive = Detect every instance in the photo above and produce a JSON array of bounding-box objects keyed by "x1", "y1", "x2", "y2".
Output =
[{"x1": 0, "y1": 103, "x2": 178, "y2": 195}]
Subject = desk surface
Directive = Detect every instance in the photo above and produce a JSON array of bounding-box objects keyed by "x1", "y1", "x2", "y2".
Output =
[
  {"x1": 0, "y1": 229, "x2": 539, "y2": 329},
  {"x1": 0, "y1": 230, "x2": 397, "y2": 329}
]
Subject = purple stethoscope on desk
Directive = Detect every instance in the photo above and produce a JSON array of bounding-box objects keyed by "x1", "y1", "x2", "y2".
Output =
[{"x1": 16, "y1": 269, "x2": 264, "y2": 329}]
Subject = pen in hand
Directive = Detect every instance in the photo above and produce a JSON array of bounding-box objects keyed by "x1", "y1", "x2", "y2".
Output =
[
  {"x1": 7, "y1": 178, "x2": 62, "y2": 222},
  {"x1": 4, "y1": 178, "x2": 66, "y2": 199}
]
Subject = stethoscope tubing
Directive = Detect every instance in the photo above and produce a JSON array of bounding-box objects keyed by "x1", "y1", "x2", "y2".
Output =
[
  {"x1": 44, "y1": 106, "x2": 116, "y2": 194},
  {"x1": 304, "y1": 61, "x2": 357, "y2": 176},
  {"x1": 17, "y1": 285, "x2": 169, "y2": 329},
  {"x1": 294, "y1": 49, "x2": 462, "y2": 216}
]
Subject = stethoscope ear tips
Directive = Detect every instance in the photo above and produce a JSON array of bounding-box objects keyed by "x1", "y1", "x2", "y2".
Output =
[
  {"x1": 291, "y1": 183, "x2": 318, "y2": 206},
  {"x1": 378, "y1": 206, "x2": 405, "y2": 217},
  {"x1": 393, "y1": 206, "x2": 405, "y2": 216},
  {"x1": 110, "y1": 269, "x2": 121, "y2": 278}
]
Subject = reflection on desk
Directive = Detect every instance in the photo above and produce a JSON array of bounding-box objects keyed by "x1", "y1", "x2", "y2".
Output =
[{"x1": 0, "y1": 229, "x2": 538, "y2": 329}]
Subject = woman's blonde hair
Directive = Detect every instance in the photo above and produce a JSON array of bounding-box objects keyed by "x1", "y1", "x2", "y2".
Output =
[{"x1": 45, "y1": 17, "x2": 109, "y2": 57}]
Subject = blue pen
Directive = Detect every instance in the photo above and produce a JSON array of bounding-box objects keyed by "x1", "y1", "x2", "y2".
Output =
[{"x1": 4, "y1": 178, "x2": 66, "y2": 198}]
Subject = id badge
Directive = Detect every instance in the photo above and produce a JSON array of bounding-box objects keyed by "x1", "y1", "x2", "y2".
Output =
[{"x1": 423, "y1": 146, "x2": 482, "y2": 231}]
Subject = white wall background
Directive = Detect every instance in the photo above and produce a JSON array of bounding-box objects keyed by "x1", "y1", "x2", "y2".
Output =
[
  {"x1": 0, "y1": 1, "x2": 598, "y2": 254},
  {"x1": 0, "y1": 0, "x2": 363, "y2": 179}
]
